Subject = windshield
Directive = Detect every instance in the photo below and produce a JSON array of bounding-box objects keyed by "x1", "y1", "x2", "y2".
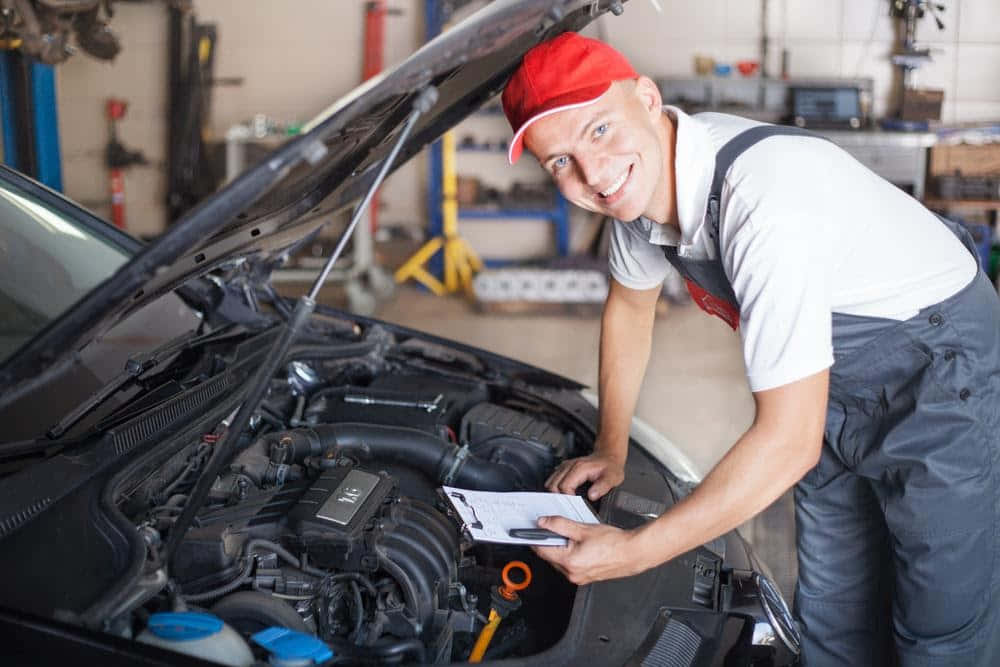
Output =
[{"x1": 0, "y1": 178, "x2": 131, "y2": 363}]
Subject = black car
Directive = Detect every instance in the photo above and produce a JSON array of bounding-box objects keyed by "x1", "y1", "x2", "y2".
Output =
[{"x1": 0, "y1": 1, "x2": 799, "y2": 664}]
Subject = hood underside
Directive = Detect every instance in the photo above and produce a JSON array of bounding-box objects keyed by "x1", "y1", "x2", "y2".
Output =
[{"x1": 0, "y1": 0, "x2": 628, "y2": 402}]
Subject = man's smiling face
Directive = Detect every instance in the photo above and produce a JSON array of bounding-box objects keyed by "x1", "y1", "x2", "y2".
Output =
[{"x1": 523, "y1": 76, "x2": 669, "y2": 223}]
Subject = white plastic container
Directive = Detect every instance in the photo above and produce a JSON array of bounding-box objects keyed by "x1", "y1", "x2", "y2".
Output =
[{"x1": 136, "y1": 611, "x2": 255, "y2": 666}]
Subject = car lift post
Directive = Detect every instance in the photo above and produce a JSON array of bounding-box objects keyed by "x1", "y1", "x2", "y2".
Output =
[
  {"x1": 394, "y1": 0, "x2": 483, "y2": 296},
  {"x1": 395, "y1": 130, "x2": 483, "y2": 295},
  {"x1": 0, "y1": 50, "x2": 62, "y2": 191}
]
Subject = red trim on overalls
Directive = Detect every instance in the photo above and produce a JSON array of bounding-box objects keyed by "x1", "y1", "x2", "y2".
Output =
[{"x1": 685, "y1": 280, "x2": 739, "y2": 330}]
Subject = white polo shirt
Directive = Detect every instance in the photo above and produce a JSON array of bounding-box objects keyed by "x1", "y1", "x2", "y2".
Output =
[{"x1": 609, "y1": 106, "x2": 977, "y2": 392}]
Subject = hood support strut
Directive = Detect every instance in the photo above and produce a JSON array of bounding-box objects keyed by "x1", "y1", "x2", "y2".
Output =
[{"x1": 162, "y1": 86, "x2": 439, "y2": 566}]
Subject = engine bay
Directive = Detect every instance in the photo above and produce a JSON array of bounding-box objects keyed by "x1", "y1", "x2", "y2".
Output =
[
  {"x1": 0, "y1": 319, "x2": 800, "y2": 665},
  {"x1": 119, "y1": 328, "x2": 585, "y2": 664}
]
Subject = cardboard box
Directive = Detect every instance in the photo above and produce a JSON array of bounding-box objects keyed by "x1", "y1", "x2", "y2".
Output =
[
  {"x1": 929, "y1": 143, "x2": 1000, "y2": 178},
  {"x1": 901, "y1": 88, "x2": 943, "y2": 122}
]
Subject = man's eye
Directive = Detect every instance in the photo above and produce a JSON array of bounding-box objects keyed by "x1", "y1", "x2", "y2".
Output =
[
  {"x1": 552, "y1": 156, "x2": 569, "y2": 170},
  {"x1": 594, "y1": 123, "x2": 609, "y2": 137}
]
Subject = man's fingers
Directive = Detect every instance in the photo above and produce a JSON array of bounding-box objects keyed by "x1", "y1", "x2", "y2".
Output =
[
  {"x1": 548, "y1": 460, "x2": 586, "y2": 493},
  {"x1": 531, "y1": 545, "x2": 570, "y2": 574},
  {"x1": 556, "y1": 462, "x2": 600, "y2": 494},
  {"x1": 545, "y1": 471, "x2": 563, "y2": 493},
  {"x1": 538, "y1": 515, "x2": 588, "y2": 541},
  {"x1": 547, "y1": 455, "x2": 623, "y2": 495},
  {"x1": 545, "y1": 463, "x2": 568, "y2": 492},
  {"x1": 588, "y1": 478, "x2": 613, "y2": 500}
]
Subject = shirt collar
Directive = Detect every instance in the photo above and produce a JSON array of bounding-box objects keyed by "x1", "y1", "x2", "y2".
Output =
[{"x1": 660, "y1": 105, "x2": 715, "y2": 248}]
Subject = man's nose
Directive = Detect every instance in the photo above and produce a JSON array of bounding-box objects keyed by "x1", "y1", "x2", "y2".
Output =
[{"x1": 575, "y1": 152, "x2": 605, "y2": 189}]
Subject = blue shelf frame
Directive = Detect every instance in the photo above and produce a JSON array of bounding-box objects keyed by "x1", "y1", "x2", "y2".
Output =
[
  {"x1": 425, "y1": 0, "x2": 445, "y2": 279},
  {"x1": 424, "y1": 0, "x2": 569, "y2": 276},
  {"x1": 458, "y1": 195, "x2": 570, "y2": 257}
]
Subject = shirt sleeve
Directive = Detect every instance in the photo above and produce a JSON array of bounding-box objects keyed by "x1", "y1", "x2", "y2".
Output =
[
  {"x1": 608, "y1": 219, "x2": 671, "y2": 290},
  {"x1": 723, "y1": 194, "x2": 834, "y2": 392}
]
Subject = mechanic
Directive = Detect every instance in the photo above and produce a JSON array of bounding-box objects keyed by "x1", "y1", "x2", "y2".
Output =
[{"x1": 501, "y1": 32, "x2": 1000, "y2": 666}]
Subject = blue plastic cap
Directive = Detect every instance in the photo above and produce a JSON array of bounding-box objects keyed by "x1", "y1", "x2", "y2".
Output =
[
  {"x1": 251, "y1": 627, "x2": 333, "y2": 664},
  {"x1": 148, "y1": 612, "x2": 223, "y2": 641}
]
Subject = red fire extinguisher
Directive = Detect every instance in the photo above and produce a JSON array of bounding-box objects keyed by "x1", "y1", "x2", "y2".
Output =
[{"x1": 105, "y1": 98, "x2": 146, "y2": 230}]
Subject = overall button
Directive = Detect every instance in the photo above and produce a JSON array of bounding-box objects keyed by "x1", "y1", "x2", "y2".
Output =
[
  {"x1": 959, "y1": 388, "x2": 971, "y2": 401},
  {"x1": 929, "y1": 313, "x2": 944, "y2": 326},
  {"x1": 943, "y1": 350, "x2": 956, "y2": 361}
]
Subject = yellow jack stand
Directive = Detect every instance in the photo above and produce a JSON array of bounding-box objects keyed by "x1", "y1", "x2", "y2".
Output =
[{"x1": 395, "y1": 131, "x2": 483, "y2": 296}]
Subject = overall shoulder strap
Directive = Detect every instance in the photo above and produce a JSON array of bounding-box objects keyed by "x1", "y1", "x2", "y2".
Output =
[{"x1": 705, "y1": 125, "x2": 833, "y2": 244}]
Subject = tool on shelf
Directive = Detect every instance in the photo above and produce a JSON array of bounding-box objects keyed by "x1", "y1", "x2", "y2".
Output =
[{"x1": 883, "y1": 0, "x2": 947, "y2": 130}]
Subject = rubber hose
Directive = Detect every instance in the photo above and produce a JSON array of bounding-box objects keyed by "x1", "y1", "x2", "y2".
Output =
[
  {"x1": 306, "y1": 423, "x2": 520, "y2": 491},
  {"x1": 245, "y1": 538, "x2": 301, "y2": 569},
  {"x1": 262, "y1": 428, "x2": 323, "y2": 463},
  {"x1": 329, "y1": 572, "x2": 378, "y2": 597},
  {"x1": 181, "y1": 558, "x2": 253, "y2": 602},
  {"x1": 182, "y1": 538, "x2": 300, "y2": 602},
  {"x1": 298, "y1": 554, "x2": 379, "y2": 597},
  {"x1": 211, "y1": 590, "x2": 311, "y2": 634},
  {"x1": 349, "y1": 580, "x2": 363, "y2": 640}
]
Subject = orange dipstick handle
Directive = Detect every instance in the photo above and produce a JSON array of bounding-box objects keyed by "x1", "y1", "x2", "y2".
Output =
[
  {"x1": 499, "y1": 561, "x2": 532, "y2": 600},
  {"x1": 469, "y1": 561, "x2": 534, "y2": 662}
]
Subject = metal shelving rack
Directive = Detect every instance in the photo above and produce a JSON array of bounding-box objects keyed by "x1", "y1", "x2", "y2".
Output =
[
  {"x1": 423, "y1": 0, "x2": 570, "y2": 272},
  {"x1": 453, "y1": 140, "x2": 570, "y2": 259}
]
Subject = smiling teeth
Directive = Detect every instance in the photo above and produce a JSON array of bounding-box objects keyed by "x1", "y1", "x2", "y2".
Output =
[{"x1": 601, "y1": 169, "x2": 628, "y2": 197}]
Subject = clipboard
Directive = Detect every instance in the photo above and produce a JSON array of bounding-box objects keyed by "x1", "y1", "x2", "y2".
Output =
[{"x1": 441, "y1": 486, "x2": 600, "y2": 546}]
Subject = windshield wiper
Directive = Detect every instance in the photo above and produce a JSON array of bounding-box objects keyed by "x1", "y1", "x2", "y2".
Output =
[
  {"x1": 163, "y1": 87, "x2": 438, "y2": 564},
  {"x1": 45, "y1": 323, "x2": 243, "y2": 440}
]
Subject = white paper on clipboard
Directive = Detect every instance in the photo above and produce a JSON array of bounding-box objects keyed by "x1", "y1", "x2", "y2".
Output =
[{"x1": 441, "y1": 486, "x2": 600, "y2": 546}]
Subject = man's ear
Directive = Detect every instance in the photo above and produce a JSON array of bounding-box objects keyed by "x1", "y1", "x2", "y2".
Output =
[{"x1": 633, "y1": 76, "x2": 662, "y2": 118}]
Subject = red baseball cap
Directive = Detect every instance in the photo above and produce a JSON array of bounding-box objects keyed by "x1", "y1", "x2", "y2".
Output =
[{"x1": 502, "y1": 32, "x2": 638, "y2": 164}]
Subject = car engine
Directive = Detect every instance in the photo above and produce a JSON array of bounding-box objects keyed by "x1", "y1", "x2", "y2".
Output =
[{"x1": 123, "y1": 337, "x2": 580, "y2": 664}]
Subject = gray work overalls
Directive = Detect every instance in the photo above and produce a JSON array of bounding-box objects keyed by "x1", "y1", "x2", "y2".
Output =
[{"x1": 662, "y1": 125, "x2": 1000, "y2": 666}]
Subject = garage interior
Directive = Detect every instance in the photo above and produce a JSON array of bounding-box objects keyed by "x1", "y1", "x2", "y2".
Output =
[{"x1": 2, "y1": 0, "x2": 1000, "y2": 658}]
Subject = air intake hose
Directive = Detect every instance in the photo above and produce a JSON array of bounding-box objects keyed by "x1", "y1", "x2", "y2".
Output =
[{"x1": 280, "y1": 423, "x2": 521, "y2": 490}]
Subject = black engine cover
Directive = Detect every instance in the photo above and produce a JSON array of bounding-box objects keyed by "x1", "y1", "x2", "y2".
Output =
[
  {"x1": 288, "y1": 466, "x2": 395, "y2": 570},
  {"x1": 287, "y1": 463, "x2": 462, "y2": 641}
]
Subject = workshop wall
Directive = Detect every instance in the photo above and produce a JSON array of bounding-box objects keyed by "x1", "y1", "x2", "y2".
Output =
[
  {"x1": 57, "y1": 2, "x2": 170, "y2": 239},
  {"x1": 53, "y1": 0, "x2": 999, "y2": 243},
  {"x1": 196, "y1": 0, "x2": 425, "y2": 236},
  {"x1": 56, "y1": 0, "x2": 424, "y2": 239},
  {"x1": 593, "y1": 0, "x2": 1000, "y2": 123}
]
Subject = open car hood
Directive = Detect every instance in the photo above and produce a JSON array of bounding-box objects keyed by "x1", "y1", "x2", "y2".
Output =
[{"x1": 0, "y1": 0, "x2": 626, "y2": 400}]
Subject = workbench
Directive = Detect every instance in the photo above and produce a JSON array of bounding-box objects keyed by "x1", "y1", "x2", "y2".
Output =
[{"x1": 817, "y1": 129, "x2": 937, "y2": 200}]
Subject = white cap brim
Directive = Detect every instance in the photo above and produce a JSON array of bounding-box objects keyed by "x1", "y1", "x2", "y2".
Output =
[{"x1": 507, "y1": 94, "x2": 606, "y2": 164}]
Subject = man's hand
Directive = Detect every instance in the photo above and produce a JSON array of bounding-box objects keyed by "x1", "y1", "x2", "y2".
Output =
[
  {"x1": 545, "y1": 450, "x2": 625, "y2": 500},
  {"x1": 530, "y1": 516, "x2": 649, "y2": 585}
]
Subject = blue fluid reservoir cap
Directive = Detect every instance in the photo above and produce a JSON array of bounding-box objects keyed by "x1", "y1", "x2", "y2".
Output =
[
  {"x1": 147, "y1": 612, "x2": 224, "y2": 641},
  {"x1": 251, "y1": 627, "x2": 333, "y2": 664}
]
